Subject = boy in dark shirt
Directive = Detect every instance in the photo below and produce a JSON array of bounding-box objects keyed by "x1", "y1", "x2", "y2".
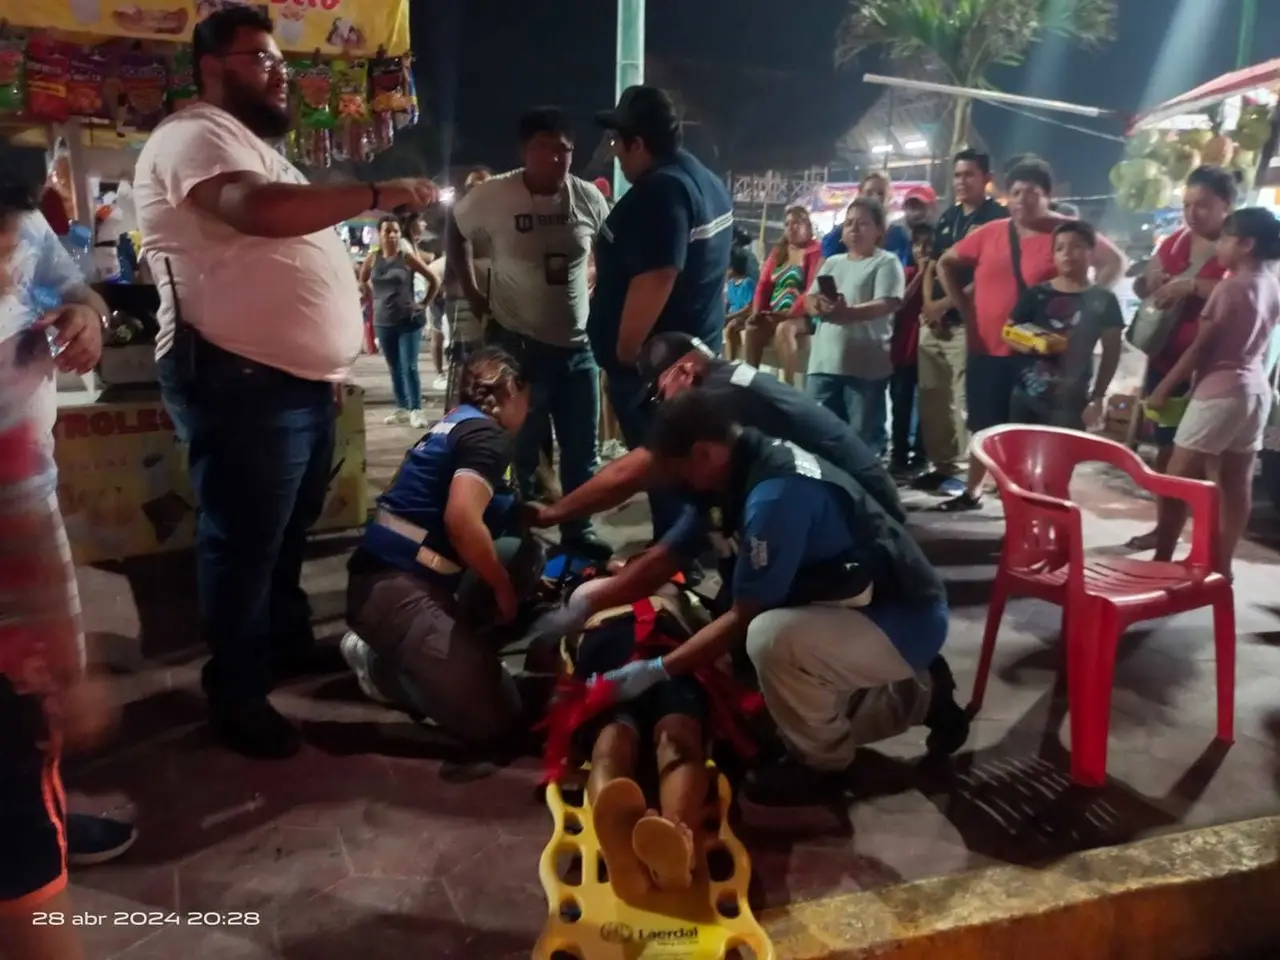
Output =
[{"x1": 1006, "y1": 220, "x2": 1124, "y2": 430}]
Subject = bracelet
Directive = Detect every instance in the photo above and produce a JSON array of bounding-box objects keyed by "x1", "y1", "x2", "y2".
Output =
[{"x1": 369, "y1": 183, "x2": 381, "y2": 210}]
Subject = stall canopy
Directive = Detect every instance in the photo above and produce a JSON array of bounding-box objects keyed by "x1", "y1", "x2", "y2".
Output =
[
  {"x1": 1132, "y1": 58, "x2": 1280, "y2": 132},
  {"x1": 0, "y1": 0, "x2": 411, "y2": 57}
]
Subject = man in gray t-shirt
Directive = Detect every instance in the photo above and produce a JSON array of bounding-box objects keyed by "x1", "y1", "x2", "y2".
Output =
[{"x1": 446, "y1": 108, "x2": 611, "y2": 550}]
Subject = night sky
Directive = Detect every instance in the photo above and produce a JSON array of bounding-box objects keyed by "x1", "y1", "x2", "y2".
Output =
[{"x1": 410, "y1": 0, "x2": 1280, "y2": 195}]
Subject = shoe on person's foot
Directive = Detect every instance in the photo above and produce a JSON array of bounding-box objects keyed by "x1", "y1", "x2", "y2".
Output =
[
  {"x1": 924, "y1": 655, "x2": 970, "y2": 757},
  {"x1": 408, "y1": 409, "x2": 428, "y2": 429},
  {"x1": 340, "y1": 631, "x2": 392, "y2": 705},
  {"x1": 560, "y1": 529, "x2": 614, "y2": 563},
  {"x1": 742, "y1": 754, "x2": 847, "y2": 806},
  {"x1": 431, "y1": 375, "x2": 448, "y2": 391},
  {"x1": 934, "y1": 490, "x2": 983, "y2": 513},
  {"x1": 210, "y1": 699, "x2": 301, "y2": 760},
  {"x1": 67, "y1": 814, "x2": 138, "y2": 867},
  {"x1": 383, "y1": 408, "x2": 409, "y2": 425}
]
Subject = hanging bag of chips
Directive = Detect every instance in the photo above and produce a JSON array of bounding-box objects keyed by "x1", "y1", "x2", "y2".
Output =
[
  {"x1": 294, "y1": 57, "x2": 335, "y2": 168},
  {"x1": 0, "y1": 38, "x2": 24, "y2": 117},
  {"x1": 26, "y1": 36, "x2": 71, "y2": 123},
  {"x1": 331, "y1": 58, "x2": 371, "y2": 164}
]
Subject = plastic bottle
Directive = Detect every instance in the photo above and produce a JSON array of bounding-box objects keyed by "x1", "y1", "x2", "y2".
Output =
[
  {"x1": 29, "y1": 285, "x2": 65, "y2": 358},
  {"x1": 65, "y1": 223, "x2": 95, "y2": 282}
]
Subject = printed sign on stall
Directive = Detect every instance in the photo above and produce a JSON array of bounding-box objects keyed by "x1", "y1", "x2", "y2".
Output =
[{"x1": 0, "y1": 0, "x2": 411, "y2": 56}]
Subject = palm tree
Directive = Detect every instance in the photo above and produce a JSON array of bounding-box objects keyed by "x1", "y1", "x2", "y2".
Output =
[{"x1": 836, "y1": 0, "x2": 1118, "y2": 156}]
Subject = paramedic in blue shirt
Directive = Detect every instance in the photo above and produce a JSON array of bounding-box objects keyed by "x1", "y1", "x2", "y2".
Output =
[
  {"x1": 588, "y1": 85, "x2": 734, "y2": 537},
  {"x1": 535, "y1": 391, "x2": 969, "y2": 804},
  {"x1": 342, "y1": 348, "x2": 544, "y2": 747}
]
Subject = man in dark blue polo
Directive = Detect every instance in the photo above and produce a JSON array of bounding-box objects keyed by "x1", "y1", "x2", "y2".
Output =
[{"x1": 589, "y1": 85, "x2": 733, "y2": 537}]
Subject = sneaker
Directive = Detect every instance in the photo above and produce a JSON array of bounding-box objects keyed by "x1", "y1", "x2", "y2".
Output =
[
  {"x1": 210, "y1": 700, "x2": 302, "y2": 760},
  {"x1": 742, "y1": 754, "x2": 846, "y2": 806},
  {"x1": 408, "y1": 409, "x2": 428, "y2": 429},
  {"x1": 934, "y1": 490, "x2": 983, "y2": 513},
  {"x1": 559, "y1": 530, "x2": 614, "y2": 563},
  {"x1": 924, "y1": 655, "x2": 971, "y2": 757},
  {"x1": 431, "y1": 375, "x2": 449, "y2": 391},
  {"x1": 383, "y1": 408, "x2": 409, "y2": 425},
  {"x1": 340, "y1": 631, "x2": 392, "y2": 705},
  {"x1": 67, "y1": 814, "x2": 138, "y2": 867}
]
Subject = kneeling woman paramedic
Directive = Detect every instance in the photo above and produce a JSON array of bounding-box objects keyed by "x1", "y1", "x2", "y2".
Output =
[{"x1": 343, "y1": 348, "x2": 544, "y2": 746}]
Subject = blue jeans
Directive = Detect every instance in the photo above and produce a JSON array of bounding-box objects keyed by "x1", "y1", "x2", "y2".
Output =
[
  {"x1": 807, "y1": 373, "x2": 890, "y2": 457},
  {"x1": 603, "y1": 365, "x2": 685, "y2": 539},
  {"x1": 376, "y1": 324, "x2": 423, "y2": 411},
  {"x1": 889, "y1": 365, "x2": 925, "y2": 465},
  {"x1": 158, "y1": 345, "x2": 335, "y2": 707},
  {"x1": 488, "y1": 326, "x2": 600, "y2": 539}
]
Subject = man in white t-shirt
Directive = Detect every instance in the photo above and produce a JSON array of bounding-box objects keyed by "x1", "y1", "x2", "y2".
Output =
[
  {"x1": 132, "y1": 5, "x2": 435, "y2": 760},
  {"x1": 447, "y1": 110, "x2": 611, "y2": 552}
]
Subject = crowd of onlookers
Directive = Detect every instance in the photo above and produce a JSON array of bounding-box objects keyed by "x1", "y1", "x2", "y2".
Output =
[{"x1": 724, "y1": 151, "x2": 1280, "y2": 574}]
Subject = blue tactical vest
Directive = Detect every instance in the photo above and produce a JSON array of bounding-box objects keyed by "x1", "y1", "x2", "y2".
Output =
[
  {"x1": 358, "y1": 405, "x2": 519, "y2": 586},
  {"x1": 707, "y1": 429, "x2": 946, "y2": 609}
]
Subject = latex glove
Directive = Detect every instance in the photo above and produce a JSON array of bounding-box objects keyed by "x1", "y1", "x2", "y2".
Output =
[
  {"x1": 595, "y1": 657, "x2": 668, "y2": 703},
  {"x1": 529, "y1": 590, "x2": 593, "y2": 641}
]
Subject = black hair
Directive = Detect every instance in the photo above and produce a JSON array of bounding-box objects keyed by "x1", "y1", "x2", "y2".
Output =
[
  {"x1": 910, "y1": 220, "x2": 935, "y2": 245},
  {"x1": 378, "y1": 215, "x2": 400, "y2": 229},
  {"x1": 647, "y1": 390, "x2": 738, "y2": 459},
  {"x1": 622, "y1": 125, "x2": 681, "y2": 159},
  {"x1": 192, "y1": 5, "x2": 274, "y2": 94},
  {"x1": 733, "y1": 226, "x2": 752, "y2": 247},
  {"x1": 517, "y1": 107, "x2": 574, "y2": 145},
  {"x1": 846, "y1": 197, "x2": 886, "y2": 233},
  {"x1": 1052, "y1": 219, "x2": 1097, "y2": 248},
  {"x1": 1223, "y1": 207, "x2": 1280, "y2": 261},
  {"x1": 953, "y1": 148, "x2": 991, "y2": 176},
  {"x1": 1006, "y1": 159, "x2": 1054, "y2": 194},
  {"x1": 457, "y1": 347, "x2": 526, "y2": 416},
  {"x1": 0, "y1": 177, "x2": 37, "y2": 221},
  {"x1": 729, "y1": 248, "x2": 750, "y2": 276},
  {"x1": 1185, "y1": 164, "x2": 1238, "y2": 206}
]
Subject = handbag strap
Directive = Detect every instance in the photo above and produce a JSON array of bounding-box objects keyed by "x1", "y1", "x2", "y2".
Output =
[{"x1": 1007, "y1": 220, "x2": 1028, "y2": 298}]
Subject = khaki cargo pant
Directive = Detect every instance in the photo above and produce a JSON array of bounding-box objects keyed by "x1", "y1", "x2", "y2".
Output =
[{"x1": 916, "y1": 324, "x2": 969, "y2": 476}]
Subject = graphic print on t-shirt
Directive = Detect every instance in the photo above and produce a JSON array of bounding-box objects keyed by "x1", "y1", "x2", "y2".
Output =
[{"x1": 1018, "y1": 289, "x2": 1085, "y2": 396}]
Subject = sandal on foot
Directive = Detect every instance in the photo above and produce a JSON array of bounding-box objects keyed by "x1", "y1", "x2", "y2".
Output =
[
  {"x1": 632, "y1": 815, "x2": 695, "y2": 891},
  {"x1": 592, "y1": 779, "x2": 651, "y2": 902},
  {"x1": 935, "y1": 491, "x2": 983, "y2": 513},
  {"x1": 1124, "y1": 531, "x2": 1159, "y2": 551}
]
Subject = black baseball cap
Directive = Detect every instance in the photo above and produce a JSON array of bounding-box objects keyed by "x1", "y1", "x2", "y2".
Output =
[
  {"x1": 635, "y1": 332, "x2": 715, "y2": 403},
  {"x1": 595, "y1": 85, "x2": 680, "y2": 141}
]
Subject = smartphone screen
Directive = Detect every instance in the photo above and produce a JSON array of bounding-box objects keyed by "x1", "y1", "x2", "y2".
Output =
[{"x1": 817, "y1": 275, "x2": 839, "y2": 300}]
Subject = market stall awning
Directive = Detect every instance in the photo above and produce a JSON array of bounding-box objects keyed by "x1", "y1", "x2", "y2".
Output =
[
  {"x1": 0, "y1": 0, "x2": 410, "y2": 57},
  {"x1": 1132, "y1": 59, "x2": 1280, "y2": 132}
]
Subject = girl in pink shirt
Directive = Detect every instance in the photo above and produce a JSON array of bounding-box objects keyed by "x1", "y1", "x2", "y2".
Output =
[{"x1": 1148, "y1": 207, "x2": 1280, "y2": 574}]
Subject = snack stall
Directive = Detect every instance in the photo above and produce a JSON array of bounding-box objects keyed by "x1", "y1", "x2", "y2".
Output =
[
  {"x1": 0, "y1": 0, "x2": 415, "y2": 563},
  {"x1": 802, "y1": 180, "x2": 937, "y2": 237}
]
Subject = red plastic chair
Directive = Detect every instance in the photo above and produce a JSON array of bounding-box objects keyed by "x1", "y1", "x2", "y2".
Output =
[{"x1": 968, "y1": 425, "x2": 1235, "y2": 787}]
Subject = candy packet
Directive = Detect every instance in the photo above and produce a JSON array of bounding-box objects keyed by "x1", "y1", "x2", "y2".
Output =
[
  {"x1": 25, "y1": 36, "x2": 71, "y2": 123},
  {"x1": 118, "y1": 53, "x2": 168, "y2": 131},
  {"x1": 332, "y1": 59, "x2": 371, "y2": 163},
  {"x1": 294, "y1": 60, "x2": 335, "y2": 168},
  {"x1": 167, "y1": 47, "x2": 197, "y2": 113},
  {"x1": 0, "y1": 39, "x2": 24, "y2": 116},
  {"x1": 67, "y1": 46, "x2": 110, "y2": 121}
]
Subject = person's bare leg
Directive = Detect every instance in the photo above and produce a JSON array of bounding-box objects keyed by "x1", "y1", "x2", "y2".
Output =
[
  {"x1": 1216, "y1": 449, "x2": 1256, "y2": 576},
  {"x1": 588, "y1": 722, "x2": 650, "y2": 901},
  {"x1": 430, "y1": 329, "x2": 444, "y2": 375},
  {"x1": 631, "y1": 714, "x2": 706, "y2": 891},
  {"x1": 0, "y1": 889, "x2": 86, "y2": 960},
  {"x1": 1152, "y1": 445, "x2": 1208, "y2": 562},
  {"x1": 724, "y1": 321, "x2": 742, "y2": 362},
  {"x1": 1128, "y1": 443, "x2": 1175, "y2": 550},
  {"x1": 744, "y1": 319, "x2": 774, "y2": 369},
  {"x1": 774, "y1": 321, "x2": 798, "y2": 385},
  {"x1": 966, "y1": 458, "x2": 986, "y2": 498}
]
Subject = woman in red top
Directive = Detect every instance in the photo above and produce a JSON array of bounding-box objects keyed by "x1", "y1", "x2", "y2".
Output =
[
  {"x1": 737, "y1": 206, "x2": 822, "y2": 384},
  {"x1": 1126, "y1": 165, "x2": 1234, "y2": 551}
]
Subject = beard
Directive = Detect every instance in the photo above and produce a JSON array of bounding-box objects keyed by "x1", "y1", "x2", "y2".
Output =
[{"x1": 222, "y1": 74, "x2": 291, "y2": 141}]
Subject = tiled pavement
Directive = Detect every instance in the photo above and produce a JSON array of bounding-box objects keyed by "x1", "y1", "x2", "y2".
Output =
[{"x1": 62, "y1": 355, "x2": 1280, "y2": 958}]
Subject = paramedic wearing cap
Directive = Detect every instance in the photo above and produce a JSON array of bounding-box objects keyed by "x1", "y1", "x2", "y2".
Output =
[
  {"x1": 533, "y1": 391, "x2": 969, "y2": 805},
  {"x1": 529, "y1": 332, "x2": 905, "y2": 532},
  {"x1": 589, "y1": 85, "x2": 734, "y2": 536}
]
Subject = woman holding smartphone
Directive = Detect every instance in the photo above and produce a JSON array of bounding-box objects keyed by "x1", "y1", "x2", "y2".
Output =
[{"x1": 803, "y1": 198, "x2": 906, "y2": 452}]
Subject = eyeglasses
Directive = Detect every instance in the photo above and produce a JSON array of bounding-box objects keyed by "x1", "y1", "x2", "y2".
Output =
[{"x1": 221, "y1": 50, "x2": 292, "y2": 76}]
